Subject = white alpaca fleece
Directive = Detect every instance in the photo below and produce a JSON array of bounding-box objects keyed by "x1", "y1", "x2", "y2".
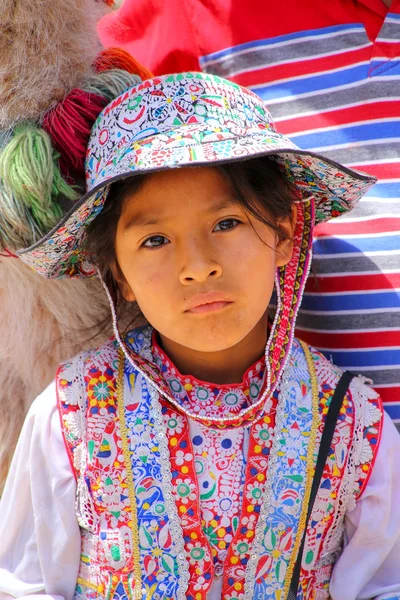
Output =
[
  {"x1": 0, "y1": 257, "x2": 115, "y2": 492},
  {"x1": 0, "y1": 0, "x2": 108, "y2": 127}
]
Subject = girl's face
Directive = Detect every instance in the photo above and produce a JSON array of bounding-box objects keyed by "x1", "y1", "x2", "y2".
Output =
[{"x1": 114, "y1": 167, "x2": 295, "y2": 354}]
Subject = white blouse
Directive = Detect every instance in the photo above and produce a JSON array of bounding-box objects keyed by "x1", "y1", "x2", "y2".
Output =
[{"x1": 0, "y1": 383, "x2": 400, "y2": 600}]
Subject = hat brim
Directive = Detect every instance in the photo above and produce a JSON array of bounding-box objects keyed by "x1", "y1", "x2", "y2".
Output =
[{"x1": 18, "y1": 124, "x2": 376, "y2": 279}]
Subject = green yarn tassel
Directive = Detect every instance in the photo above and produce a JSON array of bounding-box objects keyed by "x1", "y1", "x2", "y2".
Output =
[
  {"x1": 83, "y1": 69, "x2": 141, "y2": 103},
  {"x1": 0, "y1": 123, "x2": 78, "y2": 250},
  {"x1": 0, "y1": 180, "x2": 40, "y2": 250}
]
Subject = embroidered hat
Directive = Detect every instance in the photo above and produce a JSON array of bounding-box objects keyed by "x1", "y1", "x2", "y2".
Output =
[{"x1": 18, "y1": 72, "x2": 375, "y2": 279}]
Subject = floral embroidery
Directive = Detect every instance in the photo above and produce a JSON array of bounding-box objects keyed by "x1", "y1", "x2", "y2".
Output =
[
  {"x1": 152, "y1": 333, "x2": 271, "y2": 580},
  {"x1": 57, "y1": 329, "x2": 383, "y2": 600},
  {"x1": 152, "y1": 332, "x2": 265, "y2": 418}
]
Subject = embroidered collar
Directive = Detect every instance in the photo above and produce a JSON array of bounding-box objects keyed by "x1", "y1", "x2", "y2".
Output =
[{"x1": 151, "y1": 331, "x2": 266, "y2": 419}]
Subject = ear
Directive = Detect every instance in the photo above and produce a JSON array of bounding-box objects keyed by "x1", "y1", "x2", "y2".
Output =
[
  {"x1": 110, "y1": 263, "x2": 136, "y2": 302},
  {"x1": 275, "y1": 203, "x2": 297, "y2": 268}
]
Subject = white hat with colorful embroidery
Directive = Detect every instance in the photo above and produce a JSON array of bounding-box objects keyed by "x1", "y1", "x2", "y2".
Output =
[{"x1": 15, "y1": 72, "x2": 375, "y2": 279}]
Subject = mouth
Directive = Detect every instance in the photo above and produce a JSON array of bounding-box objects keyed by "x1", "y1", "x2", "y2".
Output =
[{"x1": 185, "y1": 291, "x2": 234, "y2": 315}]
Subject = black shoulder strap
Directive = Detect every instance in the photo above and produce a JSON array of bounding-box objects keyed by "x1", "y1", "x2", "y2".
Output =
[{"x1": 286, "y1": 370, "x2": 355, "y2": 600}]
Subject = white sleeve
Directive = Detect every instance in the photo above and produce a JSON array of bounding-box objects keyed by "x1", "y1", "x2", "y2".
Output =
[
  {"x1": 0, "y1": 382, "x2": 81, "y2": 600},
  {"x1": 330, "y1": 412, "x2": 400, "y2": 600}
]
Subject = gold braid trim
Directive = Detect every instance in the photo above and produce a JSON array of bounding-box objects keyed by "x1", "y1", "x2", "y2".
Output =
[
  {"x1": 116, "y1": 348, "x2": 142, "y2": 599},
  {"x1": 282, "y1": 340, "x2": 320, "y2": 598},
  {"x1": 76, "y1": 577, "x2": 102, "y2": 592}
]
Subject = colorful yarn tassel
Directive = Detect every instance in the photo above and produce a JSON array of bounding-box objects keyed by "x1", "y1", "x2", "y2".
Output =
[
  {"x1": 43, "y1": 67, "x2": 144, "y2": 181},
  {"x1": 94, "y1": 47, "x2": 154, "y2": 80},
  {"x1": 42, "y1": 89, "x2": 108, "y2": 181},
  {"x1": 0, "y1": 179, "x2": 37, "y2": 250},
  {"x1": 0, "y1": 123, "x2": 78, "y2": 250},
  {"x1": 82, "y1": 69, "x2": 141, "y2": 103},
  {"x1": 0, "y1": 47, "x2": 153, "y2": 250}
]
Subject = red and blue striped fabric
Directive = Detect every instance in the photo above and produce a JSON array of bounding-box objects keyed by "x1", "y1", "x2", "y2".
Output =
[{"x1": 99, "y1": 0, "x2": 400, "y2": 423}]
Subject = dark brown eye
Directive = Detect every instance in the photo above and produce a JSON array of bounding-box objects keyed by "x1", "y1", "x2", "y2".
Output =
[
  {"x1": 142, "y1": 235, "x2": 169, "y2": 248},
  {"x1": 214, "y1": 218, "x2": 241, "y2": 232}
]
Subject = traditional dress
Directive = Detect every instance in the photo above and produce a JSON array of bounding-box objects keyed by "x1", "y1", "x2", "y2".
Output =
[{"x1": 1, "y1": 326, "x2": 399, "y2": 600}]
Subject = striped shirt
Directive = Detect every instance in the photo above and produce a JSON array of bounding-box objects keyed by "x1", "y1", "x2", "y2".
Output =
[{"x1": 98, "y1": 0, "x2": 400, "y2": 423}]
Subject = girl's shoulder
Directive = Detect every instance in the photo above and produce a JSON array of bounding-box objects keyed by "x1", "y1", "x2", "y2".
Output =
[
  {"x1": 56, "y1": 336, "x2": 122, "y2": 483},
  {"x1": 21, "y1": 380, "x2": 60, "y2": 440}
]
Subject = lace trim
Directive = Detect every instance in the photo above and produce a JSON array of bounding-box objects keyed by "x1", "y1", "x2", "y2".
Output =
[
  {"x1": 58, "y1": 352, "x2": 101, "y2": 534},
  {"x1": 317, "y1": 374, "x2": 382, "y2": 563},
  {"x1": 147, "y1": 381, "x2": 191, "y2": 598}
]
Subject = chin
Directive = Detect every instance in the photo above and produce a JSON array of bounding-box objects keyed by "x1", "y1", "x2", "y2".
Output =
[{"x1": 180, "y1": 327, "x2": 246, "y2": 353}]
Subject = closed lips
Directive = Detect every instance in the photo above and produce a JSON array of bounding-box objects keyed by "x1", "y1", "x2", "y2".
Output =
[{"x1": 185, "y1": 292, "x2": 233, "y2": 312}]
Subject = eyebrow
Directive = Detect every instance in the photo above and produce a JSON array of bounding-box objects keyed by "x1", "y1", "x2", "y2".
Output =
[
  {"x1": 123, "y1": 197, "x2": 239, "y2": 232},
  {"x1": 124, "y1": 215, "x2": 162, "y2": 230}
]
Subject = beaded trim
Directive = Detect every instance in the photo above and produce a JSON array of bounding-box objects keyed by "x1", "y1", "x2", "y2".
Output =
[
  {"x1": 116, "y1": 350, "x2": 142, "y2": 599},
  {"x1": 101, "y1": 273, "x2": 270, "y2": 426},
  {"x1": 281, "y1": 340, "x2": 320, "y2": 599},
  {"x1": 99, "y1": 199, "x2": 312, "y2": 430}
]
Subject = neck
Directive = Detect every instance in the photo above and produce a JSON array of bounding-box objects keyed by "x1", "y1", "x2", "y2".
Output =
[
  {"x1": 382, "y1": 0, "x2": 391, "y2": 7},
  {"x1": 158, "y1": 313, "x2": 269, "y2": 384}
]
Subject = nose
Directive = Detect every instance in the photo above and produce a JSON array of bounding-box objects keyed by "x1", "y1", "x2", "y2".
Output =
[{"x1": 178, "y1": 239, "x2": 223, "y2": 285}]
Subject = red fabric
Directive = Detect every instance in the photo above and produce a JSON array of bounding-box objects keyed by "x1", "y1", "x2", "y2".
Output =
[{"x1": 98, "y1": 0, "x2": 398, "y2": 75}]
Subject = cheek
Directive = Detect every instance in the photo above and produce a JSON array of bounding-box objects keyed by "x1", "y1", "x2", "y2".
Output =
[
  {"x1": 224, "y1": 233, "x2": 277, "y2": 278},
  {"x1": 227, "y1": 238, "x2": 277, "y2": 313},
  {"x1": 128, "y1": 264, "x2": 165, "y2": 292},
  {"x1": 123, "y1": 259, "x2": 176, "y2": 308}
]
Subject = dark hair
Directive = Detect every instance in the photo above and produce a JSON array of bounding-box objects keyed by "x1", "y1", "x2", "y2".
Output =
[{"x1": 85, "y1": 155, "x2": 296, "y2": 326}]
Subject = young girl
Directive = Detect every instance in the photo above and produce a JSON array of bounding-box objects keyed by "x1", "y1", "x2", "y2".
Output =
[{"x1": 0, "y1": 70, "x2": 399, "y2": 600}]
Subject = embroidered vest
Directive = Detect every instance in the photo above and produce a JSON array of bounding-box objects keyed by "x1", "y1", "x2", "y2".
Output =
[{"x1": 57, "y1": 329, "x2": 382, "y2": 600}]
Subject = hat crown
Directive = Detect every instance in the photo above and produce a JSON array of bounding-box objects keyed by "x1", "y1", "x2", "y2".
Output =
[{"x1": 86, "y1": 72, "x2": 276, "y2": 190}]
